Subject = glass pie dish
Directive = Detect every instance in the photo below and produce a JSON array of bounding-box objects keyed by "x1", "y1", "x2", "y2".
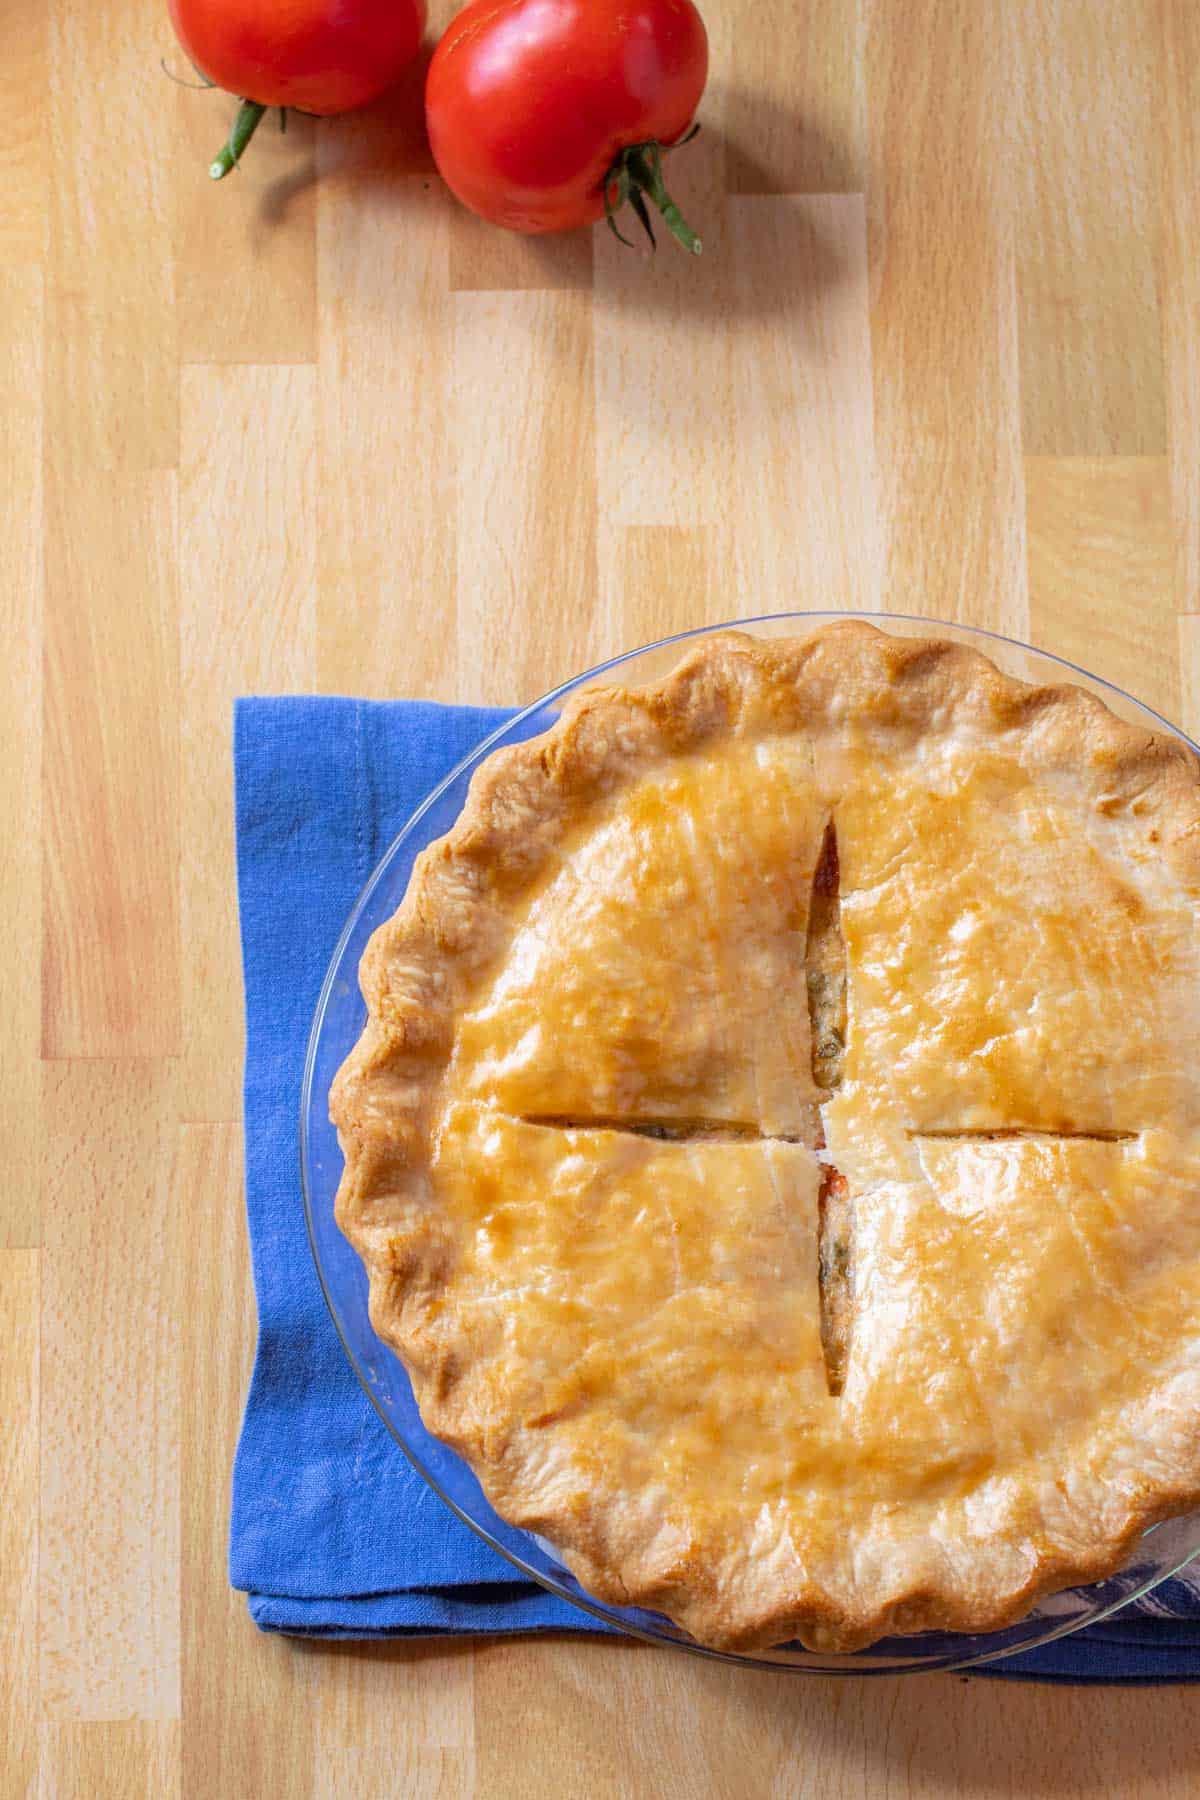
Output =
[{"x1": 301, "y1": 611, "x2": 1200, "y2": 1674}]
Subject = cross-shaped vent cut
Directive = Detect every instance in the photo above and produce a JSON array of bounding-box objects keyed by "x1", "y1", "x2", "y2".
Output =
[
  {"x1": 517, "y1": 815, "x2": 855, "y2": 1400},
  {"x1": 508, "y1": 800, "x2": 1146, "y2": 1412}
]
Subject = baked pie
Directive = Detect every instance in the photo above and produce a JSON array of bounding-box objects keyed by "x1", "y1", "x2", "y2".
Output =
[{"x1": 331, "y1": 623, "x2": 1200, "y2": 1652}]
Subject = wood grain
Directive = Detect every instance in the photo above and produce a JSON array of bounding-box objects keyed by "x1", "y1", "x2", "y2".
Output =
[
  {"x1": 4, "y1": 0, "x2": 1199, "y2": 1792},
  {"x1": 0, "y1": 0, "x2": 45, "y2": 262},
  {"x1": 174, "y1": 87, "x2": 318, "y2": 367},
  {"x1": 617, "y1": 527, "x2": 720, "y2": 645},
  {"x1": 593, "y1": 119, "x2": 730, "y2": 537},
  {"x1": 0, "y1": 270, "x2": 43, "y2": 1246},
  {"x1": 39, "y1": 1063, "x2": 179, "y2": 1722},
  {"x1": 46, "y1": 0, "x2": 177, "y2": 471},
  {"x1": 729, "y1": 194, "x2": 879, "y2": 614},
  {"x1": 179, "y1": 365, "x2": 317, "y2": 1120},
  {"x1": 1181, "y1": 615, "x2": 1200, "y2": 742},
  {"x1": 315, "y1": 1745, "x2": 471, "y2": 1800},
  {"x1": 42, "y1": 471, "x2": 180, "y2": 1058},
  {"x1": 0, "y1": 1251, "x2": 39, "y2": 1799},
  {"x1": 471, "y1": 1643, "x2": 1198, "y2": 1799},
  {"x1": 38, "y1": 1724, "x2": 181, "y2": 1800},
  {"x1": 309, "y1": 1648, "x2": 474, "y2": 1756},
  {"x1": 449, "y1": 206, "x2": 593, "y2": 294},
  {"x1": 1162, "y1": 0, "x2": 1200, "y2": 612},
  {"x1": 591, "y1": 117, "x2": 732, "y2": 641},
  {"x1": 453, "y1": 290, "x2": 598, "y2": 701},
  {"x1": 726, "y1": 0, "x2": 866, "y2": 194},
  {"x1": 315, "y1": 170, "x2": 456, "y2": 700},
  {"x1": 178, "y1": 1127, "x2": 316, "y2": 1800},
  {"x1": 1009, "y1": 0, "x2": 1165, "y2": 456},
  {"x1": 1027, "y1": 457, "x2": 1177, "y2": 717},
  {"x1": 866, "y1": 0, "x2": 1028, "y2": 634}
]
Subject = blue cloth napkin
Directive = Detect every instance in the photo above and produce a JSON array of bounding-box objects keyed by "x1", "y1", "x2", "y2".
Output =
[{"x1": 231, "y1": 695, "x2": 1200, "y2": 1680}]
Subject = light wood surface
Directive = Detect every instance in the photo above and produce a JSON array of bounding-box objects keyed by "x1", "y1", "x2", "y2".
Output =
[{"x1": 3, "y1": 0, "x2": 1198, "y2": 1793}]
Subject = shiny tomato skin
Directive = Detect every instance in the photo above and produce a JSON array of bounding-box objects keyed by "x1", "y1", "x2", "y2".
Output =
[
  {"x1": 168, "y1": 0, "x2": 425, "y2": 115},
  {"x1": 426, "y1": 0, "x2": 708, "y2": 234}
]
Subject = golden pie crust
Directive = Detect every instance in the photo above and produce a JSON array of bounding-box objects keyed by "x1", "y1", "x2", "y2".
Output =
[{"x1": 331, "y1": 623, "x2": 1200, "y2": 1652}]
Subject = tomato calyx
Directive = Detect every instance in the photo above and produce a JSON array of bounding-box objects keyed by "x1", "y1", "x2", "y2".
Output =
[{"x1": 603, "y1": 126, "x2": 702, "y2": 257}]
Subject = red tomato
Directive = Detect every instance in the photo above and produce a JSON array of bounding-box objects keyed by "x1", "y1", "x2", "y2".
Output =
[
  {"x1": 426, "y1": 0, "x2": 708, "y2": 253},
  {"x1": 170, "y1": 0, "x2": 425, "y2": 175},
  {"x1": 170, "y1": 0, "x2": 424, "y2": 114}
]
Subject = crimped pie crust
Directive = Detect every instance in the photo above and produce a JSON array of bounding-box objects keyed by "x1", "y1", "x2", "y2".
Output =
[{"x1": 331, "y1": 623, "x2": 1200, "y2": 1652}]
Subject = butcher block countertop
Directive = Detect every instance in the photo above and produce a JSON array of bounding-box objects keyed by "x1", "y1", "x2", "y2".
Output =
[{"x1": 3, "y1": 0, "x2": 1199, "y2": 1793}]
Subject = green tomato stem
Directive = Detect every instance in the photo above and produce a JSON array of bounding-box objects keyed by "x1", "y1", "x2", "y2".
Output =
[
  {"x1": 623, "y1": 145, "x2": 702, "y2": 257},
  {"x1": 210, "y1": 99, "x2": 268, "y2": 180},
  {"x1": 603, "y1": 135, "x2": 703, "y2": 257}
]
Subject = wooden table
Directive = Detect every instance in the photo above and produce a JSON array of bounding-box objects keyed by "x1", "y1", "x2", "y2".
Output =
[{"x1": 3, "y1": 0, "x2": 1198, "y2": 1792}]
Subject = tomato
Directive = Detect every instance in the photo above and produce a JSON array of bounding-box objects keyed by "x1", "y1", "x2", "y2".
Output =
[
  {"x1": 426, "y1": 0, "x2": 708, "y2": 254},
  {"x1": 169, "y1": 0, "x2": 426, "y2": 176}
]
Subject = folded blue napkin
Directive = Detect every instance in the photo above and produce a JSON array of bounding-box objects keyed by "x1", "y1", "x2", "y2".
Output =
[{"x1": 231, "y1": 695, "x2": 1200, "y2": 1680}]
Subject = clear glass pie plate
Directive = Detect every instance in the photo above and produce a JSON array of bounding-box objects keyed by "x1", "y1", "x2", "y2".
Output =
[{"x1": 301, "y1": 612, "x2": 1200, "y2": 1674}]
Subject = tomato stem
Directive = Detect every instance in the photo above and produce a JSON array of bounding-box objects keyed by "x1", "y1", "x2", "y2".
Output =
[
  {"x1": 210, "y1": 99, "x2": 268, "y2": 180},
  {"x1": 605, "y1": 134, "x2": 702, "y2": 257}
]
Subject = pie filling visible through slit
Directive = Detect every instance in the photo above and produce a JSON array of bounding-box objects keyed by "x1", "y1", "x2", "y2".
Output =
[
  {"x1": 332, "y1": 623, "x2": 1200, "y2": 1653},
  {"x1": 805, "y1": 818, "x2": 853, "y2": 1399}
]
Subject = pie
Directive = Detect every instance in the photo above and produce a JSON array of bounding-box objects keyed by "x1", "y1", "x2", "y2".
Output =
[{"x1": 331, "y1": 622, "x2": 1200, "y2": 1653}]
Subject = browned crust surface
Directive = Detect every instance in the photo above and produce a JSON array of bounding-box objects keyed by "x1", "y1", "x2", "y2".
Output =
[{"x1": 331, "y1": 622, "x2": 1200, "y2": 1653}]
